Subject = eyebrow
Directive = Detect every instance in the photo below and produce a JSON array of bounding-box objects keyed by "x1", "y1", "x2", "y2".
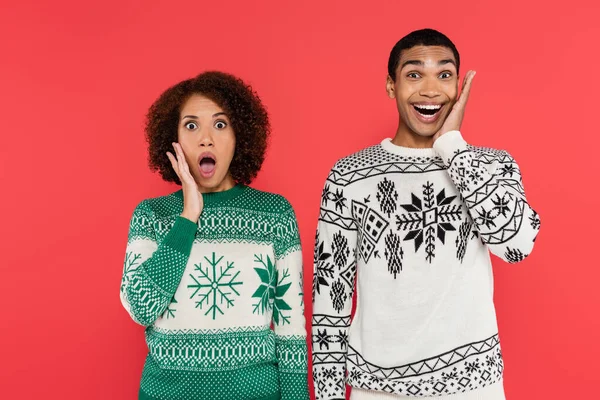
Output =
[
  {"x1": 181, "y1": 112, "x2": 228, "y2": 119},
  {"x1": 401, "y1": 59, "x2": 456, "y2": 70}
]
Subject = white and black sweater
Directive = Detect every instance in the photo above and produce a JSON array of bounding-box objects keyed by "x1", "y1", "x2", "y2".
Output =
[{"x1": 311, "y1": 131, "x2": 540, "y2": 399}]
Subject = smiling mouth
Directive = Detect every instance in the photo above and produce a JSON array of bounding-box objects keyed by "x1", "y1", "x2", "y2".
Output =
[{"x1": 412, "y1": 103, "x2": 443, "y2": 117}]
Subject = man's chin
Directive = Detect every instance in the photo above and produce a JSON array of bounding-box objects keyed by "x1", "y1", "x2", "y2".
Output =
[{"x1": 410, "y1": 127, "x2": 439, "y2": 138}]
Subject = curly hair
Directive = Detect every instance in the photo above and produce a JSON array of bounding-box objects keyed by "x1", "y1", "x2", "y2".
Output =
[{"x1": 145, "y1": 71, "x2": 270, "y2": 185}]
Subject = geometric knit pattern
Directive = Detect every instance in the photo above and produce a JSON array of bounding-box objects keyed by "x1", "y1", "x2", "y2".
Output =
[
  {"x1": 121, "y1": 185, "x2": 309, "y2": 400},
  {"x1": 146, "y1": 326, "x2": 276, "y2": 371},
  {"x1": 346, "y1": 342, "x2": 504, "y2": 397},
  {"x1": 312, "y1": 132, "x2": 540, "y2": 399}
]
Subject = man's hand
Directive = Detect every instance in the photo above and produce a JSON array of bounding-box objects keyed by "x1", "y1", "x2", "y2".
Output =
[{"x1": 434, "y1": 70, "x2": 476, "y2": 142}]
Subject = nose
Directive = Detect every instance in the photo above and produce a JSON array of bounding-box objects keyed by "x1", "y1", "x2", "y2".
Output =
[
  {"x1": 199, "y1": 128, "x2": 214, "y2": 147},
  {"x1": 419, "y1": 77, "x2": 441, "y2": 99}
]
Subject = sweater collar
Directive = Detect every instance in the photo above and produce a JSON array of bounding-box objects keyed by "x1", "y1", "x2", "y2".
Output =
[
  {"x1": 380, "y1": 138, "x2": 437, "y2": 158},
  {"x1": 174, "y1": 184, "x2": 246, "y2": 206}
]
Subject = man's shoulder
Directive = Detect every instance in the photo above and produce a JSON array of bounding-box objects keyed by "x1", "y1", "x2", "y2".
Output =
[
  {"x1": 330, "y1": 142, "x2": 390, "y2": 173},
  {"x1": 468, "y1": 144, "x2": 515, "y2": 164}
]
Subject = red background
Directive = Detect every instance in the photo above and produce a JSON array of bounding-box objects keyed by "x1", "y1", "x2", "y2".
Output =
[{"x1": 1, "y1": 0, "x2": 598, "y2": 398}]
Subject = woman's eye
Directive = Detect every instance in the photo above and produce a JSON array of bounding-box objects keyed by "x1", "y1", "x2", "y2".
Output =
[
  {"x1": 215, "y1": 121, "x2": 227, "y2": 129},
  {"x1": 185, "y1": 122, "x2": 198, "y2": 130}
]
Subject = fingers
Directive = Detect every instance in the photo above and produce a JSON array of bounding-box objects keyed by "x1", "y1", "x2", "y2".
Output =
[
  {"x1": 172, "y1": 143, "x2": 195, "y2": 184},
  {"x1": 457, "y1": 70, "x2": 476, "y2": 107},
  {"x1": 166, "y1": 151, "x2": 181, "y2": 180}
]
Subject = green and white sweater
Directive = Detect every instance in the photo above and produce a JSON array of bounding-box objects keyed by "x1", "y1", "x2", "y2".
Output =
[{"x1": 120, "y1": 185, "x2": 309, "y2": 400}]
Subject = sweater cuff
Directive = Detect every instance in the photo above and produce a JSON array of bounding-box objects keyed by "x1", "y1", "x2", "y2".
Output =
[
  {"x1": 433, "y1": 130, "x2": 469, "y2": 165},
  {"x1": 162, "y1": 216, "x2": 197, "y2": 255}
]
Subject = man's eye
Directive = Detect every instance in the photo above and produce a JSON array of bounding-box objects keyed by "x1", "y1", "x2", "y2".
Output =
[
  {"x1": 407, "y1": 73, "x2": 420, "y2": 79},
  {"x1": 185, "y1": 122, "x2": 198, "y2": 130},
  {"x1": 215, "y1": 121, "x2": 227, "y2": 129},
  {"x1": 440, "y1": 72, "x2": 452, "y2": 79}
]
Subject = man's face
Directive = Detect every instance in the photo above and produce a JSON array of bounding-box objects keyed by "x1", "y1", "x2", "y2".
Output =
[{"x1": 387, "y1": 45, "x2": 459, "y2": 138}]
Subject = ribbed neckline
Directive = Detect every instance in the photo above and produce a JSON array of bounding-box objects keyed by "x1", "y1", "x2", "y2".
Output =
[
  {"x1": 174, "y1": 184, "x2": 246, "y2": 206},
  {"x1": 381, "y1": 138, "x2": 437, "y2": 157}
]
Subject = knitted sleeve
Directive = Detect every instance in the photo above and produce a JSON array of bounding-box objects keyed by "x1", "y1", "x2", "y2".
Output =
[
  {"x1": 272, "y1": 199, "x2": 310, "y2": 400},
  {"x1": 120, "y1": 200, "x2": 196, "y2": 326},
  {"x1": 312, "y1": 163, "x2": 359, "y2": 400},
  {"x1": 434, "y1": 131, "x2": 541, "y2": 263}
]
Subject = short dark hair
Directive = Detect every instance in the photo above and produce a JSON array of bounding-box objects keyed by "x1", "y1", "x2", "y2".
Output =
[
  {"x1": 388, "y1": 28, "x2": 460, "y2": 81},
  {"x1": 145, "y1": 71, "x2": 270, "y2": 185}
]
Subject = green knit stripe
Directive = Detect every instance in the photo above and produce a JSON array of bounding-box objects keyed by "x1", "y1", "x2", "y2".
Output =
[
  {"x1": 276, "y1": 336, "x2": 308, "y2": 373},
  {"x1": 146, "y1": 326, "x2": 277, "y2": 372},
  {"x1": 139, "y1": 390, "x2": 280, "y2": 400},
  {"x1": 143, "y1": 241, "x2": 190, "y2": 294},
  {"x1": 124, "y1": 270, "x2": 170, "y2": 326},
  {"x1": 139, "y1": 354, "x2": 281, "y2": 400},
  {"x1": 274, "y1": 208, "x2": 302, "y2": 259},
  {"x1": 161, "y1": 216, "x2": 197, "y2": 255},
  {"x1": 130, "y1": 189, "x2": 301, "y2": 258},
  {"x1": 128, "y1": 201, "x2": 155, "y2": 242},
  {"x1": 279, "y1": 370, "x2": 309, "y2": 400}
]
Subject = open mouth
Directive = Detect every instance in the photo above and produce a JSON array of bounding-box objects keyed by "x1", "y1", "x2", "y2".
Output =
[
  {"x1": 411, "y1": 103, "x2": 444, "y2": 123},
  {"x1": 198, "y1": 153, "x2": 216, "y2": 178}
]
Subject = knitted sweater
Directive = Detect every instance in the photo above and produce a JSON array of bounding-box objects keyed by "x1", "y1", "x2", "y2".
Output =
[
  {"x1": 311, "y1": 131, "x2": 540, "y2": 399},
  {"x1": 120, "y1": 185, "x2": 309, "y2": 400}
]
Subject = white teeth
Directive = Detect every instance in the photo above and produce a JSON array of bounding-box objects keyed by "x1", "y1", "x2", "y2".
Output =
[{"x1": 414, "y1": 104, "x2": 442, "y2": 110}]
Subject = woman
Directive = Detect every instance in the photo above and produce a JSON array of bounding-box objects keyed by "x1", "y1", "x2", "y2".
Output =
[{"x1": 120, "y1": 71, "x2": 308, "y2": 400}]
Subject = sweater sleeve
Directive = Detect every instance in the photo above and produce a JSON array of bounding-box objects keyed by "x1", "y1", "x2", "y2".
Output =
[
  {"x1": 312, "y1": 166, "x2": 358, "y2": 400},
  {"x1": 434, "y1": 131, "x2": 541, "y2": 263},
  {"x1": 272, "y1": 201, "x2": 309, "y2": 400},
  {"x1": 120, "y1": 201, "x2": 197, "y2": 326}
]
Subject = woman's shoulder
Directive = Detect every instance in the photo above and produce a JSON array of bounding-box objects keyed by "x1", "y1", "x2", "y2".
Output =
[
  {"x1": 131, "y1": 190, "x2": 183, "y2": 218},
  {"x1": 238, "y1": 186, "x2": 294, "y2": 214}
]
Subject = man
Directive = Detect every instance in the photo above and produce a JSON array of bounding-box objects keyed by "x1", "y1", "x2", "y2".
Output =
[{"x1": 311, "y1": 29, "x2": 540, "y2": 400}]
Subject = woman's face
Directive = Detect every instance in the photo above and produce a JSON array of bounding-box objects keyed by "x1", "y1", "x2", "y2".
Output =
[{"x1": 177, "y1": 94, "x2": 236, "y2": 192}]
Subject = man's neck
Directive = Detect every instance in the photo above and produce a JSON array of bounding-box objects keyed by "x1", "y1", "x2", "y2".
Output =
[{"x1": 392, "y1": 123, "x2": 434, "y2": 149}]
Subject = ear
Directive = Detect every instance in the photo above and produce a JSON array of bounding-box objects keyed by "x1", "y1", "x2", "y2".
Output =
[{"x1": 386, "y1": 75, "x2": 396, "y2": 99}]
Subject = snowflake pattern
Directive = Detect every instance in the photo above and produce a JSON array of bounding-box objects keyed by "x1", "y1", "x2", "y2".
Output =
[
  {"x1": 313, "y1": 328, "x2": 348, "y2": 352},
  {"x1": 321, "y1": 184, "x2": 348, "y2": 213},
  {"x1": 251, "y1": 254, "x2": 292, "y2": 325},
  {"x1": 313, "y1": 236, "x2": 334, "y2": 298},
  {"x1": 499, "y1": 164, "x2": 517, "y2": 177},
  {"x1": 162, "y1": 296, "x2": 177, "y2": 319},
  {"x1": 384, "y1": 232, "x2": 403, "y2": 278},
  {"x1": 332, "y1": 231, "x2": 350, "y2": 269},
  {"x1": 491, "y1": 193, "x2": 511, "y2": 218},
  {"x1": 475, "y1": 208, "x2": 497, "y2": 229},
  {"x1": 456, "y1": 221, "x2": 473, "y2": 263},
  {"x1": 330, "y1": 279, "x2": 347, "y2": 313},
  {"x1": 376, "y1": 177, "x2": 398, "y2": 217},
  {"x1": 505, "y1": 247, "x2": 528, "y2": 263},
  {"x1": 530, "y1": 211, "x2": 541, "y2": 230},
  {"x1": 121, "y1": 252, "x2": 142, "y2": 292},
  {"x1": 395, "y1": 182, "x2": 462, "y2": 263},
  {"x1": 465, "y1": 361, "x2": 480, "y2": 373},
  {"x1": 187, "y1": 252, "x2": 243, "y2": 320}
]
